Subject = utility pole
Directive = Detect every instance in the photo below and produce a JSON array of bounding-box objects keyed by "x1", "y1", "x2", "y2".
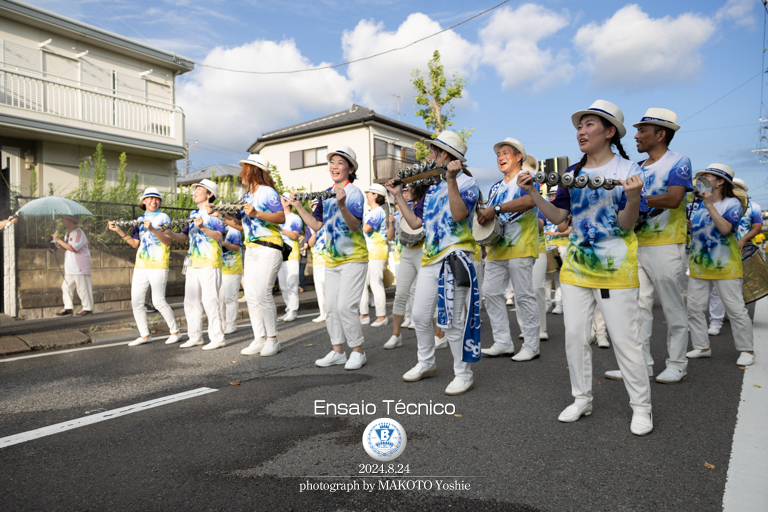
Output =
[{"x1": 184, "y1": 140, "x2": 199, "y2": 174}]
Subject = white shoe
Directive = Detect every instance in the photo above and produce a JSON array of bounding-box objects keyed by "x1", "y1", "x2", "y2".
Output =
[
  {"x1": 315, "y1": 350, "x2": 347, "y2": 367},
  {"x1": 630, "y1": 412, "x2": 653, "y2": 436},
  {"x1": 128, "y1": 336, "x2": 152, "y2": 347},
  {"x1": 164, "y1": 334, "x2": 181, "y2": 345},
  {"x1": 224, "y1": 326, "x2": 238, "y2": 335},
  {"x1": 403, "y1": 363, "x2": 437, "y2": 382},
  {"x1": 708, "y1": 325, "x2": 721, "y2": 336},
  {"x1": 505, "y1": 298, "x2": 514, "y2": 306},
  {"x1": 402, "y1": 317, "x2": 413, "y2": 329},
  {"x1": 552, "y1": 305, "x2": 563, "y2": 315},
  {"x1": 345, "y1": 351, "x2": 366, "y2": 370},
  {"x1": 282, "y1": 311, "x2": 297, "y2": 322},
  {"x1": 278, "y1": 312, "x2": 288, "y2": 321},
  {"x1": 558, "y1": 402, "x2": 592, "y2": 422},
  {"x1": 736, "y1": 352, "x2": 755, "y2": 366},
  {"x1": 686, "y1": 349, "x2": 711, "y2": 359},
  {"x1": 445, "y1": 376, "x2": 474, "y2": 395},
  {"x1": 481, "y1": 343, "x2": 515, "y2": 357},
  {"x1": 371, "y1": 317, "x2": 389, "y2": 327},
  {"x1": 359, "y1": 316, "x2": 370, "y2": 325},
  {"x1": 202, "y1": 340, "x2": 226, "y2": 351},
  {"x1": 435, "y1": 335, "x2": 448, "y2": 350},
  {"x1": 596, "y1": 336, "x2": 610, "y2": 348},
  {"x1": 406, "y1": 319, "x2": 416, "y2": 330},
  {"x1": 655, "y1": 367, "x2": 687, "y2": 384},
  {"x1": 383, "y1": 335, "x2": 402, "y2": 350},
  {"x1": 180, "y1": 339, "x2": 203, "y2": 348},
  {"x1": 260, "y1": 340, "x2": 281, "y2": 357},
  {"x1": 241, "y1": 340, "x2": 265, "y2": 355},
  {"x1": 511, "y1": 348, "x2": 540, "y2": 361},
  {"x1": 604, "y1": 370, "x2": 624, "y2": 381},
  {"x1": 540, "y1": 333, "x2": 549, "y2": 341},
  {"x1": 312, "y1": 315, "x2": 326, "y2": 323}
]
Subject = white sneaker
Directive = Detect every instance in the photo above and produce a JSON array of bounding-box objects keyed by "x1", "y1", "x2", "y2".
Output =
[
  {"x1": 511, "y1": 348, "x2": 540, "y2": 361},
  {"x1": 224, "y1": 326, "x2": 238, "y2": 335},
  {"x1": 540, "y1": 333, "x2": 549, "y2": 341},
  {"x1": 406, "y1": 318, "x2": 416, "y2": 329},
  {"x1": 445, "y1": 376, "x2": 474, "y2": 395},
  {"x1": 552, "y1": 305, "x2": 563, "y2": 315},
  {"x1": 128, "y1": 336, "x2": 152, "y2": 347},
  {"x1": 315, "y1": 350, "x2": 347, "y2": 367},
  {"x1": 505, "y1": 298, "x2": 514, "y2": 306},
  {"x1": 359, "y1": 316, "x2": 370, "y2": 325},
  {"x1": 630, "y1": 412, "x2": 653, "y2": 436},
  {"x1": 345, "y1": 351, "x2": 366, "y2": 370},
  {"x1": 312, "y1": 315, "x2": 326, "y2": 323},
  {"x1": 403, "y1": 363, "x2": 437, "y2": 382},
  {"x1": 604, "y1": 370, "x2": 624, "y2": 381},
  {"x1": 596, "y1": 336, "x2": 610, "y2": 348},
  {"x1": 282, "y1": 311, "x2": 297, "y2": 322},
  {"x1": 383, "y1": 335, "x2": 402, "y2": 350},
  {"x1": 655, "y1": 367, "x2": 687, "y2": 384},
  {"x1": 371, "y1": 317, "x2": 389, "y2": 327},
  {"x1": 241, "y1": 340, "x2": 265, "y2": 355},
  {"x1": 686, "y1": 349, "x2": 711, "y2": 359},
  {"x1": 481, "y1": 343, "x2": 515, "y2": 357},
  {"x1": 260, "y1": 339, "x2": 281, "y2": 357},
  {"x1": 708, "y1": 325, "x2": 721, "y2": 336},
  {"x1": 435, "y1": 335, "x2": 448, "y2": 350},
  {"x1": 736, "y1": 352, "x2": 755, "y2": 366},
  {"x1": 558, "y1": 402, "x2": 592, "y2": 422},
  {"x1": 202, "y1": 340, "x2": 226, "y2": 351},
  {"x1": 164, "y1": 334, "x2": 181, "y2": 345},
  {"x1": 179, "y1": 339, "x2": 203, "y2": 348},
  {"x1": 402, "y1": 317, "x2": 413, "y2": 329}
]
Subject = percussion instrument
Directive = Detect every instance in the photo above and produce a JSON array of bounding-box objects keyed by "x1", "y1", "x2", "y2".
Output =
[
  {"x1": 112, "y1": 218, "x2": 191, "y2": 230},
  {"x1": 393, "y1": 160, "x2": 454, "y2": 188},
  {"x1": 693, "y1": 177, "x2": 712, "y2": 197},
  {"x1": 295, "y1": 190, "x2": 338, "y2": 201},
  {"x1": 471, "y1": 211, "x2": 502, "y2": 247},
  {"x1": 545, "y1": 248, "x2": 562, "y2": 273},
  {"x1": 533, "y1": 170, "x2": 615, "y2": 190},
  {"x1": 396, "y1": 217, "x2": 425, "y2": 247},
  {"x1": 210, "y1": 201, "x2": 246, "y2": 215},
  {"x1": 741, "y1": 244, "x2": 768, "y2": 304}
]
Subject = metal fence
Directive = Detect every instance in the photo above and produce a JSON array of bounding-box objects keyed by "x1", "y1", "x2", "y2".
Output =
[{"x1": 13, "y1": 196, "x2": 195, "y2": 249}]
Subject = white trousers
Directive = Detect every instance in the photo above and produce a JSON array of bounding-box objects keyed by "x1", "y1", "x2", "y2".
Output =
[
  {"x1": 637, "y1": 244, "x2": 688, "y2": 371},
  {"x1": 278, "y1": 260, "x2": 300, "y2": 313},
  {"x1": 360, "y1": 259, "x2": 387, "y2": 317},
  {"x1": 517, "y1": 252, "x2": 548, "y2": 337},
  {"x1": 485, "y1": 257, "x2": 540, "y2": 352},
  {"x1": 184, "y1": 267, "x2": 224, "y2": 344},
  {"x1": 325, "y1": 262, "x2": 367, "y2": 348},
  {"x1": 393, "y1": 247, "x2": 422, "y2": 316},
  {"x1": 561, "y1": 283, "x2": 651, "y2": 414},
  {"x1": 709, "y1": 287, "x2": 725, "y2": 328},
  {"x1": 544, "y1": 246, "x2": 565, "y2": 309},
  {"x1": 474, "y1": 259, "x2": 484, "y2": 306},
  {"x1": 592, "y1": 306, "x2": 606, "y2": 338},
  {"x1": 313, "y1": 264, "x2": 326, "y2": 317},
  {"x1": 219, "y1": 273, "x2": 242, "y2": 331},
  {"x1": 412, "y1": 260, "x2": 471, "y2": 380},
  {"x1": 688, "y1": 278, "x2": 753, "y2": 352},
  {"x1": 131, "y1": 268, "x2": 178, "y2": 337},
  {"x1": 244, "y1": 245, "x2": 282, "y2": 340},
  {"x1": 62, "y1": 274, "x2": 93, "y2": 311}
]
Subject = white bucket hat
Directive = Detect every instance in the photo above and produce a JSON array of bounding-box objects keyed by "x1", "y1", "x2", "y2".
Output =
[
  {"x1": 522, "y1": 154, "x2": 538, "y2": 173},
  {"x1": 633, "y1": 108, "x2": 680, "y2": 132},
  {"x1": 426, "y1": 130, "x2": 467, "y2": 162},
  {"x1": 327, "y1": 145, "x2": 359, "y2": 171},
  {"x1": 141, "y1": 187, "x2": 162, "y2": 202},
  {"x1": 572, "y1": 99, "x2": 626, "y2": 138},
  {"x1": 547, "y1": 185, "x2": 558, "y2": 195},
  {"x1": 733, "y1": 178, "x2": 748, "y2": 191},
  {"x1": 493, "y1": 138, "x2": 526, "y2": 163},
  {"x1": 367, "y1": 184, "x2": 388, "y2": 198},
  {"x1": 239, "y1": 153, "x2": 270, "y2": 171},
  {"x1": 696, "y1": 163, "x2": 735, "y2": 186},
  {"x1": 193, "y1": 178, "x2": 219, "y2": 198}
]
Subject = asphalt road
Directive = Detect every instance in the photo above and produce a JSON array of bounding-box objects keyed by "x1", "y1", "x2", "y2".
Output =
[{"x1": 0, "y1": 301, "x2": 753, "y2": 511}]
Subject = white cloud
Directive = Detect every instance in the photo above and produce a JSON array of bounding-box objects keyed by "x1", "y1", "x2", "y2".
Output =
[
  {"x1": 573, "y1": 4, "x2": 716, "y2": 87},
  {"x1": 479, "y1": 4, "x2": 573, "y2": 91},
  {"x1": 715, "y1": 0, "x2": 756, "y2": 27}
]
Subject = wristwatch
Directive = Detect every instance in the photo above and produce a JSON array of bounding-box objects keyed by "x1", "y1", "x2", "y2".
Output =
[{"x1": 493, "y1": 205, "x2": 502, "y2": 215}]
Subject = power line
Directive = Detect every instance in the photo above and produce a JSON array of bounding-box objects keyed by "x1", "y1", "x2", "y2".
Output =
[
  {"x1": 91, "y1": 0, "x2": 155, "y2": 47},
  {"x1": 680, "y1": 71, "x2": 763, "y2": 123},
  {"x1": 195, "y1": 0, "x2": 510, "y2": 75}
]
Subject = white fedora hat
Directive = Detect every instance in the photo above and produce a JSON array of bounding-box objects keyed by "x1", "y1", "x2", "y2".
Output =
[
  {"x1": 547, "y1": 185, "x2": 558, "y2": 194},
  {"x1": 239, "y1": 153, "x2": 270, "y2": 171},
  {"x1": 522, "y1": 154, "x2": 538, "y2": 174},
  {"x1": 141, "y1": 187, "x2": 162, "y2": 201},
  {"x1": 733, "y1": 177, "x2": 748, "y2": 191},
  {"x1": 426, "y1": 130, "x2": 467, "y2": 162},
  {"x1": 193, "y1": 178, "x2": 219, "y2": 198},
  {"x1": 572, "y1": 99, "x2": 626, "y2": 138},
  {"x1": 633, "y1": 108, "x2": 680, "y2": 132},
  {"x1": 696, "y1": 163, "x2": 735, "y2": 186},
  {"x1": 327, "y1": 145, "x2": 359, "y2": 171},
  {"x1": 493, "y1": 137, "x2": 526, "y2": 163},
  {"x1": 367, "y1": 183, "x2": 388, "y2": 197}
]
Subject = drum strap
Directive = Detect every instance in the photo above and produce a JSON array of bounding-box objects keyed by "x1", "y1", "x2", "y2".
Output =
[{"x1": 437, "y1": 251, "x2": 481, "y2": 363}]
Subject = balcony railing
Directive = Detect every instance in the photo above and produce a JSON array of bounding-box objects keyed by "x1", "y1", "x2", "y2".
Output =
[
  {"x1": 373, "y1": 156, "x2": 417, "y2": 183},
  {"x1": 0, "y1": 66, "x2": 176, "y2": 138}
]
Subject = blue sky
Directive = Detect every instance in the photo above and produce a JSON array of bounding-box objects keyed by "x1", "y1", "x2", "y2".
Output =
[{"x1": 25, "y1": 0, "x2": 768, "y2": 204}]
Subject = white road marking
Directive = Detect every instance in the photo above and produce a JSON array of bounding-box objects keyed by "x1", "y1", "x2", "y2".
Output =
[
  {"x1": 722, "y1": 296, "x2": 768, "y2": 511},
  {"x1": 0, "y1": 387, "x2": 218, "y2": 449}
]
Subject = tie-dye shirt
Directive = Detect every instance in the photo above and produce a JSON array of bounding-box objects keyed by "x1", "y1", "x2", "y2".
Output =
[
  {"x1": 486, "y1": 176, "x2": 540, "y2": 260},
  {"x1": 222, "y1": 226, "x2": 243, "y2": 275},
  {"x1": 131, "y1": 211, "x2": 171, "y2": 270},
  {"x1": 311, "y1": 182, "x2": 368, "y2": 268},
  {"x1": 537, "y1": 210, "x2": 546, "y2": 254},
  {"x1": 544, "y1": 220, "x2": 569, "y2": 247},
  {"x1": 363, "y1": 206, "x2": 388, "y2": 261},
  {"x1": 182, "y1": 210, "x2": 226, "y2": 268},
  {"x1": 238, "y1": 186, "x2": 284, "y2": 248},
  {"x1": 552, "y1": 155, "x2": 648, "y2": 289},
  {"x1": 635, "y1": 151, "x2": 693, "y2": 247},
  {"x1": 737, "y1": 200, "x2": 763, "y2": 240},
  {"x1": 689, "y1": 198, "x2": 743, "y2": 279},
  {"x1": 281, "y1": 212, "x2": 303, "y2": 262},
  {"x1": 310, "y1": 225, "x2": 327, "y2": 266},
  {"x1": 413, "y1": 172, "x2": 479, "y2": 266}
]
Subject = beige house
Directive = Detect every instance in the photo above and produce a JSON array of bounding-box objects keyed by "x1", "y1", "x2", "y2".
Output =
[
  {"x1": 0, "y1": 0, "x2": 194, "y2": 198},
  {"x1": 249, "y1": 104, "x2": 432, "y2": 193}
]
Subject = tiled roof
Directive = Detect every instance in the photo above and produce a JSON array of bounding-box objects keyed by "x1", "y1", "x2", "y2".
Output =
[{"x1": 178, "y1": 164, "x2": 241, "y2": 185}]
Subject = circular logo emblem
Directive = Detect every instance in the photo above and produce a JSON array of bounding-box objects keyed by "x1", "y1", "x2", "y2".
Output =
[{"x1": 362, "y1": 418, "x2": 407, "y2": 461}]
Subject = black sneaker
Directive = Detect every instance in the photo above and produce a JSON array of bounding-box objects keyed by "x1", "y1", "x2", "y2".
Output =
[
  {"x1": 55, "y1": 309, "x2": 73, "y2": 316},
  {"x1": 145, "y1": 304, "x2": 158, "y2": 312}
]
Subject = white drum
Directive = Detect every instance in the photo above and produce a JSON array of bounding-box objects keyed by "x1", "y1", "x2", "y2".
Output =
[
  {"x1": 472, "y1": 212, "x2": 502, "y2": 247},
  {"x1": 397, "y1": 217, "x2": 425, "y2": 247}
]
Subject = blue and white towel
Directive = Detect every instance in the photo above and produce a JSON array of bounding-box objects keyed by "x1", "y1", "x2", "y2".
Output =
[{"x1": 436, "y1": 250, "x2": 481, "y2": 363}]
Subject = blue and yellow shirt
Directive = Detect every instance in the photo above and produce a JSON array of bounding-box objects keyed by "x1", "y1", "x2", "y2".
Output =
[
  {"x1": 689, "y1": 197, "x2": 743, "y2": 280},
  {"x1": 132, "y1": 211, "x2": 171, "y2": 270},
  {"x1": 222, "y1": 226, "x2": 243, "y2": 275},
  {"x1": 738, "y1": 200, "x2": 763, "y2": 240},
  {"x1": 281, "y1": 212, "x2": 303, "y2": 262},
  {"x1": 183, "y1": 210, "x2": 226, "y2": 269},
  {"x1": 311, "y1": 182, "x2": 368, "y2": 268},
  {"x1": 311, "y1": 225, "x2": 327, "y2": 266},
  {"x1": 486, "y1": 176, "x2": 540, "y2": 260},
  {"x1": 238, "y1": 186, "x2": 284, "y2": 248},
  {"x1": 363, "y1": 207, "x2": 389, "y2": 261}
]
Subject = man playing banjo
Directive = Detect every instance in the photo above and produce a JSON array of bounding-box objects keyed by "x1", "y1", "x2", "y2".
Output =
[{"x1": 477, "y1": 138, "x2": 542, "y2": 361}]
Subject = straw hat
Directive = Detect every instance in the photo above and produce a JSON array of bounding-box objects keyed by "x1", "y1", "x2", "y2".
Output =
[
  {"x1": 633, "y1": 108, "x2": 680, "y2": 132},
  {"x1": 522, "y1": 154, "x2": 538, "y2": 173},
  {"x1": 547, "y1": 185, "x2": 558, "y2": 195},
  {"x1": 696, "y1": 164, "x2": 735, "y2": 186},
  {"x1": 239, "y1": 153, "x2": 270, "y2": 172},
  {"x1": 733, "y1": 178, "x2": 748, "y2": 191},
  {"x1": 571, "y1": 99, "x2": 626, "y2": 138},
  {"x1": 326, "y1": 145, "x2": 359, "y2": 171},
  {"x1": 426, "y1": 130, "x2": 467, "y2": 162},
  {"x1": 141, "y1": 187, "x2": 162, "y2": 202},
  {"x1": 60, "y1": 215, "x2": 79, "y2": 224},
  {"x1": 367, "y1": 184, "x2": 388, "y2": 198},
  {"x1": 493, "y1": 138, "x2": 526, "y2": 164},
  {"x1": 193, "y1": 178, "x2": 219, "y2": 198}
]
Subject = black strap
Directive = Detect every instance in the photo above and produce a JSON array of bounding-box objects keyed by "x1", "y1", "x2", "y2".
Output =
[
  {"x1": 601, "y1": 289, "x2": 610, "y2": 299},
  {"x1": 253, "y1": 240, "x2": 282, "y2": 252}
]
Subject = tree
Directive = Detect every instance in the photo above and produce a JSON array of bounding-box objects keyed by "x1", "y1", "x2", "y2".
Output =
[{"x1": 411, "y1": 50, "x2": 474, "y2": 160}]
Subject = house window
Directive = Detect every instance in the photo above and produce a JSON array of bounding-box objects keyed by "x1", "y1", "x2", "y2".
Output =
[
  {"x1": 374, "y1": 138, "x2": 388, "y2": 157},
  {"x1": 289, "y1": 146, "x2": 328, "y2": 170}
]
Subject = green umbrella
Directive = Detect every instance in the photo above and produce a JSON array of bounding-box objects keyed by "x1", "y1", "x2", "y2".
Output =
[{"x1": 17, "y1": 196, "x2": 93, "y2": 218}]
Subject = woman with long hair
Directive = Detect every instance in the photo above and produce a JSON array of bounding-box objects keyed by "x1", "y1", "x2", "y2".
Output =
[{"x1": 519, "y1": 100, "x2": 653, "y2": 435}]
